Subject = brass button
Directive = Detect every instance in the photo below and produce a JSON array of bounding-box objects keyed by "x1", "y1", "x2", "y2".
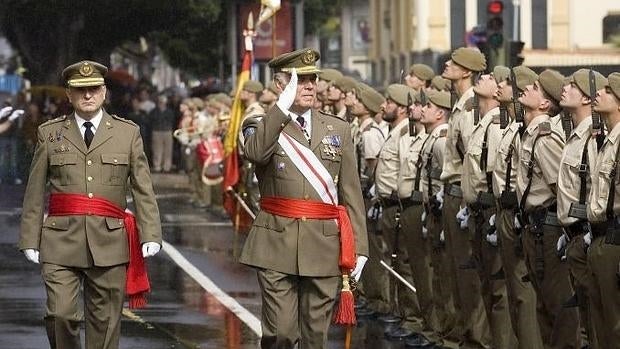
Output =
[
  {"x1": 304, "y1": 195, "x2": 310, "y2": 200},
  {"x1": 119, "y1": 220, "x2": 123, "y2": 226},
  {"x1": 280, "y1": 123, "x2": 286, "y2": 128},
  {"x1": 301, "y1": 216, "x2": 307, "y2": 222},
  {"x1": 87, "y1": 176, "x2": 93, "y2": 182},
  {"x1": 88, "y1": 192, "x2": 93, "y2": 198},
  {"x1": 87, "y1": 160, "x2": 93, "y2": 166},
  {"x1": 113, "y1": 159, "x2": 118, "y2": 164},
  {"x1": 51, "y1": 222, "x2": 56, "y2": 226}
]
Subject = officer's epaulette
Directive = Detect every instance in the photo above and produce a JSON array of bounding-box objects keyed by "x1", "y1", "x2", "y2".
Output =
[
  {"x1": 463, "y1": 97, "x2": 475, "y2": 112},
  {"x1": 319, "y1": 109, "x2": 346, "y2": 123},
  {"x1": 439, "y1": 129, "x2": 448, "y2": 137},
  {"x1": 538, "y1": 121, "x2": 551, "y2": 135},
  {"x1": 40, "y1": 114, "x2": 67, "y2": 127},
  {"x1": 110, "y1": 114, "x2": 137, "y2": 127}
]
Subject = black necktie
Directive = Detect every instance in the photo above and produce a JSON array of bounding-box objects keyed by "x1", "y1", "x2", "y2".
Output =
[
  {"x1": 296, "y1": 116, "x2": 305, "y2": 129},
  {"x1": 84, "y1": 121, "x2": 94, "y2": 148}
]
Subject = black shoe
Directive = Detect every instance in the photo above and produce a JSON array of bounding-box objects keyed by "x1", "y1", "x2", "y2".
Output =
[
  {"x1": 404, "y1": 334, "x2": 433, "y2": 348},
  {"x1": 385, "y1": 326, "x2": 415, "y2": 339}
]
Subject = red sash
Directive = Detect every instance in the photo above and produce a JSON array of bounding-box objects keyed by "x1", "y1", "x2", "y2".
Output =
[
  {"x1": 48, "y1": 193, "x2": 150, "y2": 309},
  {"x1": 259, "y1": 196, "x2": 356, "y2": 270}
]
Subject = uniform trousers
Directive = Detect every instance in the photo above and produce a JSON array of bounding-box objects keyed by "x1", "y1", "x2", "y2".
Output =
[
  {"x1": 256, "y1": 268, "x2": 340, "y2": 349},
  {"x1": 496, "y1": 208, "x2": 543, "y2": 349},
  {"x1": 522, "y1": 223, "x2": 581, "y2": 348},
  {"x1": 42, "y1": 263, "x2": 126, "y2": 349},
  {"x1": 587, "y1": 236, "x2": 620, "y2": 348},
  {"x1": 442, "y1": 193, "x2": 490, "y2": 348},
  {"x1": 151, "y1": 130, "x2": 173, "y2": 172}
]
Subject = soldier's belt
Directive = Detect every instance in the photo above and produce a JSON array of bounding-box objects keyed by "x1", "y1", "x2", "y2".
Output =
[
  {"x1": 445, "y1": 182, "x2": 462, "y2": 198},
  {"x1": 408, "y1": 191, "x2": 424, "y2": 206},
  {"x1": 498, "y1": 191, "x2": 518, "y2": 210},
  {"x1": 379, "y1": 197, "x2": 401, "y2": 208},
  {"x1": 526, "y1": 205, "x2": 560, "y2": 227}
]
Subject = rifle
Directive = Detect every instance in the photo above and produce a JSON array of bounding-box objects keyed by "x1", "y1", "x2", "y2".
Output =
[
  {"x1": 561, "y1": 111, "x2": 573, "y2": 140},
  {"x1": 408, "y1": 92, "x2": 416, "y2": 136},
  {"x1": 473, "y1": 73, "x2": 481, "y2": 125},
  {"x1": 510, "y1": 68, "x2": 525, "y2": 135},
  {"x1": 499, "y1": 105, "x2": 509, "y2": 129},
  {"x1": 590, "y1": 69, "x2": 604, "y2": 150}
]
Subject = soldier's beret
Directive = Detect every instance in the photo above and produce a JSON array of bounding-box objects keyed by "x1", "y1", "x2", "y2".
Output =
[
  {"x1": 268, "y1": 48, "x2": 321, "y2": 75},
  {"x1": 354, "y1": 82, "x2": 372, "y2": 97},
  {"x1": 409, "y1": 63, "x2": 435, "y2": 81},
  {"x1": 427, "y1": 90, "x2": 452, "y2": 110},
  {"x1": 385, "y1": 84, "x2": 414, "y2": 106},
  {"x1": 333, "y1": 76, "x2": 358, "y2": 93},
  {"x1": 512, "y1": 66, "x2": 538, "y2": 92},
  {"x1": 431, "y1": 76, "x2": 451, "y2": 91},
  {"x1": 451, "y1": 47, "x2": 487, "y2": 72},
  {"x1": 566, "y1": 68, "x2": 608, "y2": 98},
  {"x1": 214, "y1": 93, "x2": 232, "y2": 107},
  {"x1": 538, "y1": 69, "x2": 565, "y2": 103},
  {"x1": 318, "y1": 68, "x2": 343, "y2": 82},
  {"x1": 191, "y1": 97, "x2": 205, "y2": 110},
  {"x1": 243, "y1": 80, "x2": 264, "y2": 93},
  {"x1": 62, "y1": 60, "x2": 108, "y2": 87},
  {"x1": 607, "y1": 72, "x2": 620, "y2": 100},
  {"x1": 358, "y1": 87, "x2": 385, "y2": 114},
  {"x1": 493, "y1": 65, "x2": 510, "y2": 84}
]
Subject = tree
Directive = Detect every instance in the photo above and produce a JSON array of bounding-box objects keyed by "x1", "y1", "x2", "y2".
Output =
[{"x1": 0, "y1": 0, "x2": 223, "y2": 84}]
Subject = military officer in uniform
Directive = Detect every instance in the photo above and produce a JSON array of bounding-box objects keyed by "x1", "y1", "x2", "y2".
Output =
[
  {"x1": 19, "y1": 60, "x2": 162, "y2": 349},
  {"x1": 588, "y1": 72, "x2": 620, "y2": 348},
  {"x1": 240, "y1": 48, "x2": 368, "y2": 349},
  {"x1": 492, "y1": 65, "x2": 544, "y2": 349},
  {"x1": 557, "y1": 69, "x2": 608, "y2": 348},
  {"x1": 515, "y1": 66, "x2": 581, "y2": 349}
]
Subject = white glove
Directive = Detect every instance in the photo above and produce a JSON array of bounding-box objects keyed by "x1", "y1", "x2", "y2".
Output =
[
  {"x1": 350, "y1": 255, "x2": 368, "y2": 282},
  {"x1": 489, "y1": 214, "x2": 496, "y2": 227},
  {"x1": 584, "y1": 232, "x2": 592, "y2": 247},
  {"x1": 421, "y1": 210, "x2": 427, "y2": 224},
  {"x1": 435, "y1": 187, "x2": 444, "y2": 207},
  {"x1": 8, "y1": 109, "x2": 24, "y2": 121},
  {"x1": 486, "y1": 230, "x2": 498, "y2": 246},
  {"x1": 422, "y1": 226, "x2": 428, "y2": 239},
  {"x1": 514, "y1": 215, "x2": 522, "y2": 229},
  {"x1": 23, "y1": 249, "x2": 40, "y2": 264},
  {"x1": 0, "y1": 106, "x2": 12, "y2": 119},
  {"x1": 440, "y1": 230, "x2": 445, "y2": 243},
  {"x1": 142, "y1": 242, "x2": 161, "y2": 258},
  {"x1": 456, "y1": 206, "x2": 470, "y2": 229},
  {"x1": 366, "y1": 204, "x2": 382, "y2": 220},
  {"x1": 556, "y1": 233, "x2": 569, "y2": 261},
  {"x1": 276, "y1": 68, "x2": 298, "y2": 112}
]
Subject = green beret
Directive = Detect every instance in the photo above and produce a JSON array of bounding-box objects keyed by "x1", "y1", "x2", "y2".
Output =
[
  {"x1": 214, "y1": 93, "x2": 232, "y2": 107},
  {"x1": 409, "y1": 64, "x2": 435, "y2": 81},
  {"x1": 512, "y1": 66, "x2": 538, "y2": 91},
  {"x1": 354, "y1": 82, "x2": 372, "y2": 96},
  {"x1": 538, "y1": 69, "x2": 565, "y2": 102},
  {"x1": 359, "y1": 87, "x2": 385, "y2": 114},
  {"x1": 333, "y1": 76, "x2": 357, "y2": 93},
  {"x1": 243, "y1": 80, "x2": 264, "y2": 93},
  {"x1": 493, "y1": 66, "x2": 510, "y2": 84},
  {"x1": 427, "y1": 90, "x2": 451, "y2": 109},
  {"x1": 385, "y1": 84, "x2": 414, "y2": 106},
  {"x1": 451, "y1": 47, "x2": 486, "y2": 72},
  {"x1": 318, "y1": 68, "x2": 343, "y2": 82},
  {"x1": 268, "y1": 48, "x2": 321, "y2": 75},
  {"x1": 607, "y1": 72, "x2": 620, "y2": 100},
  {"x1": 431, "y1": 76, "x2": 451, "y2": 91},
  {"x1": 566, "y1": 68, "x2": 608, "y2": 97},
  {"x1": 62, "y1": 60, "x2": 108, "y2": 87}
]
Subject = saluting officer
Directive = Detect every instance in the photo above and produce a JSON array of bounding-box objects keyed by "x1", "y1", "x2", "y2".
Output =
[{"x1": 19, "y1": 60, "x2": 162, "y2": 349}]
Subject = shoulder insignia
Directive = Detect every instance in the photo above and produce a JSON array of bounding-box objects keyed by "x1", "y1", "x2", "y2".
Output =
[
  {"x1": 318, "y1": 110, "x2": 347, "y2": 125},
  {"x1": 538, "y1": 121, "x2": 551, "y2": 135},
  {"x1": 400, "y1": 125, "x2": 409, "y2": 137},
  {"x1": 439, "y1": 129, "x2": 448, "y2": 137},
  {"x1": 463, "y1": 97, "x2": 475, "y2": 112},
  {"x1": 242, "y1": 116, "x2": 261, "y2": 130},
  {"x1": 41, "y1": 114, "x2": 67, "y2": 127},
  {"x1": 492, "y1": 114, "x2": 501, "y2": 124},
  {"x1": 110, "y1": 114, "x2": 137, "y2": 127}
]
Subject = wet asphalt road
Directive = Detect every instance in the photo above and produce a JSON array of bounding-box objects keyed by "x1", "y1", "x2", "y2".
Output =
[{"x1": 0, "y1": 173, "x2": 408, "y2": 349}]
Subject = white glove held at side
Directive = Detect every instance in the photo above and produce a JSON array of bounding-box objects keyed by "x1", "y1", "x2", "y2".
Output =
[
  {"x1": 486, "y1": 230, "x2": 498, "y2": 246},
  {"x1": 350, "y1": 255, "x2": 368, "y2": 282},
  {"x1": 584, "y1": 232, "x2": 592, "y2": 247},
  {"x1": 0, "y1": 106, "x2": 12, "y2": 119},
  {"x1": 514, "y1": 216, "x2": 522, "y2": 229},
  {"x1": 276, "y1": 68, "x2": 298, "y2": 112},
  {"x1": 23, "y1": 249, "x2": 40, "y2": 264},
  {"x1": 142, "y1": 242, "x2": 161, "y2": 258},
  {"x1": 456, "y1": 206, "x2": 470, "y2": 229},
  {"x1": 489, "y1": 214, "x2": 496, "y2": 227},
  {"x1": 8, "y1": 109, "x2": 24, "y2": 121}
]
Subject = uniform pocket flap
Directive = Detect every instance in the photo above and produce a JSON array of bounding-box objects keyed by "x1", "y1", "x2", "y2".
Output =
[
  {"x1": 101, "y1": 153, "x2": 129, "y2": 165},
  {"x1": 105, "y1": 217, "x2": 124, "y2": 230},
  {"x1": 43, "y1": 216, "x2": 70, "y2": 230},
  {"x1": 563, "y1": 155, "x2": 581, "y2": 168},
  {"x1": 50, "y1": 153, "x2": 78, "y2": 166}
]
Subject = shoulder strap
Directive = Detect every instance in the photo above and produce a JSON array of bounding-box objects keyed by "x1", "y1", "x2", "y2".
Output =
[
  {"x1": 504, "y1": 130, "x2": 520, "y2": 193},
  {"x1": 519, "y1": 133, "x2": 548, "y2": 212},
  {"x1": 578, "y1": 135, "x2": 592, "y2": 205},
  {"x1": 413, "y1": 136, "x2": 432, "y2": 192}
]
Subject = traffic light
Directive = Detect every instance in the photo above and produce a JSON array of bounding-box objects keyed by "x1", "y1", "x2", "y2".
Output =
[
  {"x1": 486, "y1": 1, "x2": 504, "y2": 50},
  {"x1": 508, "y1": 41, "x2": 525, "y2": 67}
]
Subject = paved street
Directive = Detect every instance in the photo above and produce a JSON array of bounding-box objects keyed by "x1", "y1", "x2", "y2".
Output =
[{"x1": 0, "y1": 173, "x2": 407, "y2": 349}]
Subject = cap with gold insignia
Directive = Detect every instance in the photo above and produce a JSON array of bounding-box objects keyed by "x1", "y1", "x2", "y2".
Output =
[
  {"x1": 62, "y1": 60, "x2": 108, "y2": 87},
  {"x1": 318, "y1": 68, "x2": 343, "y2": 82},
  {"x1": 493, "y1": 65, "x2": 510, "y2": 84},
  {"x1": 538, "y1": 69, "x2": 565, "y2": 102},
  {"x1": 333, "y1": 76, "x2": 358, "y2": 93},
  {"x1": 607, "y1": 72, "x2": 620, "y2": 99},
  {"x1": 358, "y1": 87, "x2": 385, "y2": 114},
  {"x1": 512, "y1": 66, "x2": 538, "y2": 92},
  {"x1": 243, "y1": 80, "x2": 264, "y2": 93},
  {"x1": 565, "y1": 68, "x2": 608, "y2": 97},
  {"x1": 431, "y1": 76, "x2": 451, "y2": 91},
  {"x1": 451, "y1": 47, "x2": 487, "y2": 72},
  {"x1": 385, "y1": 84, "x2": 415, "y2": 106},
  {"x1": 268, "y1": 48, "x2": 321, "y2": 75},
  {"x1": 427, "y1": 90, "x2": 452, "y2": 109},
  {"x1": 409, "y1": 63, "x2": 435, "y2": 81}
]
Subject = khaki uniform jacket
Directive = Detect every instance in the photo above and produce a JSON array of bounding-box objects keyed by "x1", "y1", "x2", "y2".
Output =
[
  {"x1": 240, "y1": 106, "x2": 368, "y2": 277},
  {"x1": 398, "y1": 127, "x2": 428, "y2": 198},
  {"x1": 421, "y1": 124, "x2": 448, "y2": 203},
  {"x1": 463, "y1": 108, "x2": 502, "y2": 204},
  {"x1": 516, "y1": 114, "x2": 565, "y2": 211},
  {"x1": 358, "y1": 117, "x2": 385, "y2": 161},
  {"x1": 588, "y1": 122, "x2": 620, "y2": 223},
  {"x1": 19, "y1": 111, "x2": 162, "y2": 268},
  {"x1": 441, "y1": 87, "x2": 476, "y2": 184},
  {"x1": 492, "y1": 121, "x2": 522, "y2": 198},
  {"x1": 238, "y1": 101, "x2": 266, "y2": 152},
  {"x1": 375, "y1": 118, "x2": 409, "y2": 197},
  {"x1": 557, "y1": 117, "x2": 595, "y2": 225}
]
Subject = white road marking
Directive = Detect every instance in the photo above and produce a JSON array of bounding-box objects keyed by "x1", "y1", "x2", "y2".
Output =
[{"x1": 161, "y1": 241, "x2": 262, "y2": 337}]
